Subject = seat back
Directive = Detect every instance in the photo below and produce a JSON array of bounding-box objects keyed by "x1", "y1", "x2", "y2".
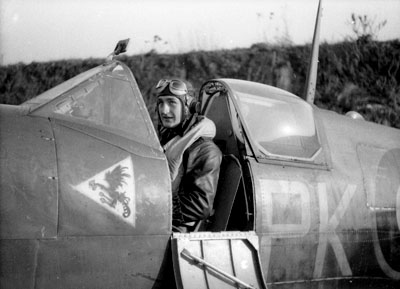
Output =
[
  {"x1": 207, "y1": 154, "x2": 242, "y2": 232},
  {"x1": 203, "y1": 92, "x2": 239, "y2": 157},
  {"x1": 202, "y1": 91, "x2": 247, "y2": 231}
]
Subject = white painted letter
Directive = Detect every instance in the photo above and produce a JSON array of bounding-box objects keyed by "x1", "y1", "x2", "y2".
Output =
[{"x1": 313, "y1": 183, "x2": 357, "y2": 278}]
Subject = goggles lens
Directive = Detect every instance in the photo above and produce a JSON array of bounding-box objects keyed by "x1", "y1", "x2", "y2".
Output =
[{"x1": 156, "y1": 79, "x2": 188, "y2": 96}]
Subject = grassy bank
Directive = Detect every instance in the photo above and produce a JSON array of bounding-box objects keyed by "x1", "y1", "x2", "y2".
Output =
[{"x1": 1, "y1": 39, "x2": 399, "y2": 128}]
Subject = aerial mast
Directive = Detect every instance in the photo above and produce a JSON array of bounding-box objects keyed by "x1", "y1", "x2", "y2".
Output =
[{"x1": 304, "y1": 0, "x2": 323, "y2": 104}]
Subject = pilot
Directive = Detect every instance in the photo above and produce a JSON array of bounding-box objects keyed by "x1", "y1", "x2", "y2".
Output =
[{"x1": 155, "y1": 78, "x2": 222, "y2": 232}]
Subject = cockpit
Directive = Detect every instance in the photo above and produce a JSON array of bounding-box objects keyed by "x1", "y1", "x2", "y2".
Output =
[{"x1": 199, "y1": 79, "x2": 323, "y2": 232}]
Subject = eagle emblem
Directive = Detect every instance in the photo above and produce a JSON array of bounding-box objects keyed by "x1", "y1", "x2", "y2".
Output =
[{"x1": 88, "y1": 165, "x2": 131, "y2": 218}]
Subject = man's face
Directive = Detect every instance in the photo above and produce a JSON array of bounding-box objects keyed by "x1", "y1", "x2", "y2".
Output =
[{"x1": 158, "y1": 95, "x2": 183, "y2": 128}]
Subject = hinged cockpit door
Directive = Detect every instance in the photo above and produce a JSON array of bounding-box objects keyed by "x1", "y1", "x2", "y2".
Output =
[{"x1": 171, "y1": 231, "x2": 267, "y2": 289}]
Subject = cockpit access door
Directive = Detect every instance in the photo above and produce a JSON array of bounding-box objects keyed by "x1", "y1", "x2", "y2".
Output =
[{"x1": 171, "y1": 232, "x2": 267, "y2": 289}]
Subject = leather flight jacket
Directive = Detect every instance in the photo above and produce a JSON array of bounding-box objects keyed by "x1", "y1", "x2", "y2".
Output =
[{"x1": 172, "y1": 137, "x2": 222, "y2": 229}]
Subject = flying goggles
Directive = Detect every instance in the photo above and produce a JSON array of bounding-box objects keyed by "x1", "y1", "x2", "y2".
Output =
[{"x1": 156, "y1": 79, "x2": 188, "y2": 96}]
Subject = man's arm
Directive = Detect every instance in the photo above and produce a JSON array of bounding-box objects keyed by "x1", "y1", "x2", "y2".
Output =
[{"x1": 179, "y1": 139, "x2": 222, "y2": 222}]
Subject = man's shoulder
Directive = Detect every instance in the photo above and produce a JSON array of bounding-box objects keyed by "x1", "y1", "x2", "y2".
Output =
[
  {"x1": 188, "y1": 137, "x2": 222, "y2": 157},
  {"x1": 184, "y1": 138, "x2": 222, "y2": 170}
]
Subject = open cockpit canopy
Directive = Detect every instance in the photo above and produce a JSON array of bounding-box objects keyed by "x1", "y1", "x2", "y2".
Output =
[{"x1": 201, "y1": 79, "x2": 322, "y2": 162}]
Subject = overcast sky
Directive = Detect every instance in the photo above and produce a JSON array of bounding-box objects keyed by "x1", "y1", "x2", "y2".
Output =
[{"x1": 0, "y1": 0, "x2": 399, "y2": 65}]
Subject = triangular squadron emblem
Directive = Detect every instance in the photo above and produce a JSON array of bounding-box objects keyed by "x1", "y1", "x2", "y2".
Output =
[{"x1": 73, "y1": 156, "x2": 136, "y2": 226}]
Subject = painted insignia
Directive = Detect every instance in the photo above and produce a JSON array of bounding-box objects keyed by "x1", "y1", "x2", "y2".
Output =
[
  {"x1": 73, "y1": 156, "x2": 136, "y2": 226},
  {"x1": 89, "y1": 165, "x2": 131, "y2": 218}
]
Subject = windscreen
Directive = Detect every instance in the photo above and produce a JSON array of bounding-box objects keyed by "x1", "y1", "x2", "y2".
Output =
[{"x1": 50, "y1": 64, "x2": 156, "y2": 147}]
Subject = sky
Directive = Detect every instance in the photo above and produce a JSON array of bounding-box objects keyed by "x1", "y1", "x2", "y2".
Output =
[{"x1": 0, "y1": 0, "x2": 399, "y2": 65}]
